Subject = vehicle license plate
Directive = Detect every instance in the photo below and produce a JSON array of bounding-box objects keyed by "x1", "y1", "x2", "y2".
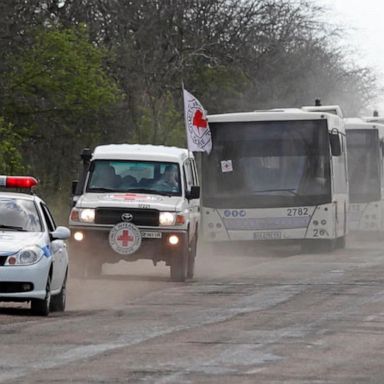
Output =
[
  {"x1": 253, "y1": 231, "x2": 282, "y2": 240},
  {"x1": 141, "y1": 231, "x2": 162, "y2": 239}
]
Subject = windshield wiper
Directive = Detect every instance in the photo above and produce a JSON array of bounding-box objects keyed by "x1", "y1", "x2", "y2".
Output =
[
  {"x1": 254, "y1": 188, "x2": 299, "y2": 196},
  {"x1": 87, "y1": 187, "x2": 116, "y2": 192},
  {"x1": 0, "y1": 224, "x2": 27, "y2": 231}
]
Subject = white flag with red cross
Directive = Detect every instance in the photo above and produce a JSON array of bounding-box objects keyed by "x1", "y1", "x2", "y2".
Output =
[{"x1": 183, "y1": 89, "x2": 212, "y2": 154}]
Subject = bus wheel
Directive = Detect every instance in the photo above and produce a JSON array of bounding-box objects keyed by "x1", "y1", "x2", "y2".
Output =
[
  {"x1": 335, "y1": 236, "x2": 346, "y2": 249},
  {"x1": 322, "y1": 239, "x2": 337, "y2": 252},
  {"x1": 301, "y1": 239, "x2": 335, "y2": 253},
  {"x1": 301, "y1": 240, "x2": 319, "y2": 253}
]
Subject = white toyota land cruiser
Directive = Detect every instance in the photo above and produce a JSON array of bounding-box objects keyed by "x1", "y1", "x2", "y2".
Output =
[{"x1": 69, "y1": 144, "x2": 200, "y2": 282}]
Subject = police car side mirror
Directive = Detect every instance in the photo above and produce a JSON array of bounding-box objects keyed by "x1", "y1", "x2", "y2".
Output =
[
  {"x1": 330, "y1": 132, "x2": 341, "y2": 156},
  {"x1": 186, "y1": 186, "x2": 200, "y2": 200},
  {"x1": 51, "y1": 226, "x2": 71, "y2": 240}
]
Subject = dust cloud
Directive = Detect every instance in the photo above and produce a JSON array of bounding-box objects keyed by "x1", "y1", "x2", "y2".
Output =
[{"x1": 67, "y1": 240, "x2": 300, "y2": 312}]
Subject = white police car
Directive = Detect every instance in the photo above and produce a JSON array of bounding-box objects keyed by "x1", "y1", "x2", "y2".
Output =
[{"x1": 0, "y1": 176, "x2": 70, "y2": 316}]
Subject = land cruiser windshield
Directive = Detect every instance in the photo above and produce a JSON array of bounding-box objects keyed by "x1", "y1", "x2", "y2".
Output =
[
  {"x1": 202, "y1": 119, "x2": 331, "y2": 208},
  {"x1": 86, "y1": 160, "x2": 182, "y2": 196}
]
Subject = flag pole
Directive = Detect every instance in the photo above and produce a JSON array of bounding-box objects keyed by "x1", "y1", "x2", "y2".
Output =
[{"x1": 181, "y1": 81, "x2": 191, "y2": 155}]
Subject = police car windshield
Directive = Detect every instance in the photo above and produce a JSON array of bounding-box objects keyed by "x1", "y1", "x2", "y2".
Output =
[
  {"x1": 86, "y1": 160, "x2": 182, "y2": 196},
  {"x1": 0, "y1": 198, "x2": 42, "y2": 232}
]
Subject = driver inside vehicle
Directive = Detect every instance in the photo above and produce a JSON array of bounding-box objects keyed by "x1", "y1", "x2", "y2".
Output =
[
  {"x1": 90, "y1": 163, "x2": 121, "y2": 189},
  {"x1": 154, "y1": 165, "x2": 179, "y2": 192}
]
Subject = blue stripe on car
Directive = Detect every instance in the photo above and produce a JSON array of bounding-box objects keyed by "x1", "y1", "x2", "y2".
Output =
[{"x1": 41, "y1": 245, "x2": 51, "y2": 257}]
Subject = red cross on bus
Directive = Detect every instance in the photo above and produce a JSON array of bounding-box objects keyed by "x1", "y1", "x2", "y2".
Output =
[{"x1": 117, "y1": 230, "x2": 134, "y2": 247}]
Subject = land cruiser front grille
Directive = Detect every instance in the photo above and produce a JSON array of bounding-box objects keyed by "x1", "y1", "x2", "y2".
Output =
[{"x1": 95, "y1": 208, "x2": 159, "y2": 226}]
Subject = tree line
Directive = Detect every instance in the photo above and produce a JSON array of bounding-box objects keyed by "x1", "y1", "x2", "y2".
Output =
[{"x1": 0, "y1": 0, "x2": 377, "y2": 219}]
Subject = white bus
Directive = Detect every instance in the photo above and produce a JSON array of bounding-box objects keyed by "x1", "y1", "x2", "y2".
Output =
[
  {"x1": 201, "y1": 109, "x2": 348, "y2": 250},
  {"x1": 345, "y1": 118, "x2": 384, "y2": 232}
]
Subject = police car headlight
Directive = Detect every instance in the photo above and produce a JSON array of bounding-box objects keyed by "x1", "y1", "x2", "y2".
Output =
[
  {"x1": 19, "y1": 247, "x2": 42, "y2": 265},
  {"x1": 79, "y1": 209, "x2": 95, "y2": 223},
  {"x1": 159, "y1": 212, "x2": 176, "y2": 226},
  {"x1": 6, "y1": 246, "x2": 43, "y2": 266}
]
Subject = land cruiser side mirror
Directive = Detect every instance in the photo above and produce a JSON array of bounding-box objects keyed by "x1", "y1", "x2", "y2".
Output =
[
  {"x1": 186, "y1": 186, "x2": 200, "y2": 200},
  {"x1": 330, "y1": 132, "x2": 341, "y2": 156},
  {"x1": 80, "y1": 148, "x2": 93, "y2": 164},
  {"x1": 71, "y1": 180, "x2": 78, "y2": 196}
]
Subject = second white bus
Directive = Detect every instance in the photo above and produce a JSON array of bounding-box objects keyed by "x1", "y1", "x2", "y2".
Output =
[{"x1": 345, "y1": 118, "x2": 384, "y2": 232}]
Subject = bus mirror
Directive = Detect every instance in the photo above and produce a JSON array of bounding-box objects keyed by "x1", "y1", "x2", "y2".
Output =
[
  {"x1": 330, "y1": 132, "x2": 341, "y2": 156},
  {"x1": 381, "y1": 141, "x2": 384, "y2": 156},
  {"x1": 186, "y1": 186, "x2": 200, "y2": 200}
]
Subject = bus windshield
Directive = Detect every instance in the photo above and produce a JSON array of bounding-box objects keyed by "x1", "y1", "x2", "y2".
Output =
[
  {"x1": 346, "y1": 129, "x2": 381, "y2": 203},
  {"x1": 202, "y1": 119, "x2": 331, "y2": 208}
]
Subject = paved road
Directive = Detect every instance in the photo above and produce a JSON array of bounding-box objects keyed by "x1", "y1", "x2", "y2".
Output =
[{"x1": 0, "y1": 238, "x2": 384, "y2": 383}]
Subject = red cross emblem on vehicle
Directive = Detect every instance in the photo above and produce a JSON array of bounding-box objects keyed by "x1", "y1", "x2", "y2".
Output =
[
  {"x1": 109, "y1": 222, "x2": 142, "y2": 255},
  {"x1": 116, "y1": 230, "x2": 133, "y2": 247}
]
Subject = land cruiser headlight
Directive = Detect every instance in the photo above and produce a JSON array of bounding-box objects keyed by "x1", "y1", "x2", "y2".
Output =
[
  {"x1": 79, "y1": 208, "x2": 95, "y2": 223},
  {"x1": 159, "y1": 212, "x2": 185, "y2": 226},
  {"x1": 6, "y1": 246, "x2": 43, "y2": 266},
  {"x1": 70, "y1": 208, "x2": 95, "y2": 223},
  {"x1": 159, "y1": 212, "x2": 176, "y2": 226}
]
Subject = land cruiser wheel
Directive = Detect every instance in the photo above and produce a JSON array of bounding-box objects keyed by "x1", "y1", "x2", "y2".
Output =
[
  {"x1": 70, "y1": 251, "x2": 87, "y2": 278},
  {"x1": 170, "y1": 244, "x2": 188, "y2": 282},
  {"x1": 31, "y1": 275, "x2": 51, "y2": 316},
  {"x1": 187, "y1": 235, "x2": 197, "y2": 279},
  {"x1": 72, "y1": 251, "x2": 102, "y2": 278},
  {"x1": 50, "y1": 271, "x2": 67, "y2": 312},
  {"x1": 85, "y1": 257, "x2": 103, "y2": 278}
]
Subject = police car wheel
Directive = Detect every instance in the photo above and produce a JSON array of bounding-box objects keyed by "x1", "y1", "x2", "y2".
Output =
[
  {"x1": 170, "y1": 244, "x2": 188, "y2": 282},
  {"x1": 31, "y1": 275, "x2": 51, "y2": 316},
  {"x1": 50, "y1": 271, "x2": 67, "y2": 312},
  {"x1": 187, "y1": 235, "x2": 197, "y2": 279}
]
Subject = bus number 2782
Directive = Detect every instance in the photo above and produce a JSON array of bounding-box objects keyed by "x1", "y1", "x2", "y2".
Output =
[{"x1": 287, "y1": 208, "x2": 309, "y2": 217}]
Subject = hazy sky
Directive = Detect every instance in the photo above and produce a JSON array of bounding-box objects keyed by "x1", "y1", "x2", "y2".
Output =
[
  {"x1": 319, "y1": 0, "x2": 384, "y2": 69},
  {"x1": 317, "y1": 0, "x2": 384, "y2": 110}
]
